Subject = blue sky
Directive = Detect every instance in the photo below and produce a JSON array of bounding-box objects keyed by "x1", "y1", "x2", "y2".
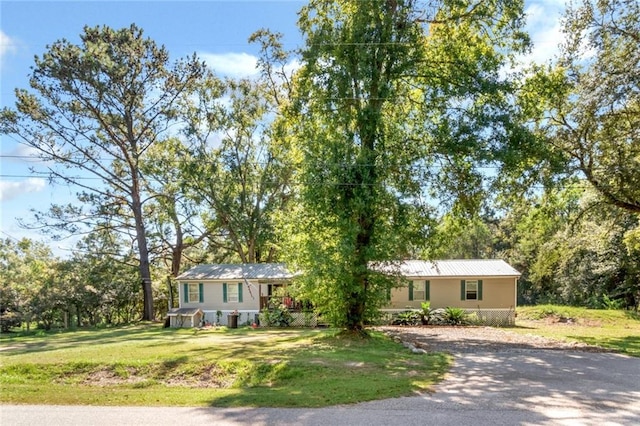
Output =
[{"x1": 0, "y1": 0, "x2": 566, "y2": 256}]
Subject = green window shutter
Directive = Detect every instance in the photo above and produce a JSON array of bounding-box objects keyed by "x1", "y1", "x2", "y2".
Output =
[
  {"x1": 238, "y1": 283, "x2": 243, "y2": 303},
  {"x1": 223, "y1": 283, "x2": 228, "y2": 303},
  {"x1": 408, "y1": 281, "x2": 414, "y2": 301},
  {"x1": 183, "y1": 283, "x2": 188, "y2": 303},
  {"x1": 425, "y1": 280, "x2": 430, "y2": 301},
  {"x1": 461, "y1": 280, "x2": 466, "y2": 300},
  {"x1": 198, "y1": 283, "x2": 204, "y2": 303},
  {"x1": 386, "y1": 286, "x2": 391, "y2": 301},
  {"x1": 478, "y1": 280, "x2": 483, "y2": 301}
]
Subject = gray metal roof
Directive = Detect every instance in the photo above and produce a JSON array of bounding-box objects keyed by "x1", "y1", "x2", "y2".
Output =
[
  {"x1": 377, "y1": 259, "x2": 521, "y2": 278},
  {"x1": 179, "y1": 260, "x2": 519, "y2": 281},
  {"x1": 176, "y1": 263, "x2": 295, "y2": 281}
]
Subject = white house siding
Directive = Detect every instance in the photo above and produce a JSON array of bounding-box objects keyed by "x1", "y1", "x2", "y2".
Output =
[{"x1": 179, "y1": 281, "x2": 262, "y2": 312}]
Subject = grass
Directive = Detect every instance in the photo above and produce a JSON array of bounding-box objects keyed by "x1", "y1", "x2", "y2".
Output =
[
  {"x1": 514, "y1": 305, "x2": 640, "y2": 357},
  {"x1": 0, "y1": 324, "x2": 450, "y2": 407}
]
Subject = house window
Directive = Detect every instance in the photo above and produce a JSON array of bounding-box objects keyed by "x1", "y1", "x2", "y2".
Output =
[
  {"x1": 465, "y1": 280, "x2": 478, "y2": 300},
  {"x1": 409, "y1": 280, "x2": 429, "y2": 301},
  {"x1": 413, "y1": 281, "x2": 426, "y2": 301},
  {"x1": 184, "y1": 283, "x2": 203, "y2": 303},
  {"x1": 227, "y1": 283, "x2": 239, "y2": 302},
  {"x1": 223, "y1": 283, "x2": 243, "y2": 303}
]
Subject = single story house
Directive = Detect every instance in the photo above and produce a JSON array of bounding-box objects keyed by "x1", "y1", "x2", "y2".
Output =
[
  {"x1": 172, "y1": 263, "x2": 296, "y2": 327},
  {"x1": 172, "y1": 259, "x2": 520, "y2": 327},
  {"x1": 380, "y1": 259, "x2": 521, "y2": 325}
]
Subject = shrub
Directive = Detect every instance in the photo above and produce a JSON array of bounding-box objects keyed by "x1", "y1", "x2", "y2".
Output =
[
  {"x1": 0, "y1": 309, "x2": 22, "y2": 332},
  {"x1": 263, "y1": 307, "x2": 293, "y2": 327},
  {"x1": 601, "y1": 294, "x2": 624, "y2": 310},
  {"x1": 444, "y1": 307, "x2": 468, "y2": 325},
  {"x1": 391, "y1": 310, "x2": 421, "y2": 326},
  {"x1": 420, "y1": 302, "x2": 445, "y2": 325}
]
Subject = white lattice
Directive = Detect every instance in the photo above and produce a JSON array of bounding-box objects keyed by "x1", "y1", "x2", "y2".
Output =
[{"x1": 464, "y1": 308, "x2": 515, "y2": 326}]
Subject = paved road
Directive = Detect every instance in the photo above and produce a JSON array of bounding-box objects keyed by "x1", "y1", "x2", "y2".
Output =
[{"x1": 2, "y1": 350, "x2": 639, "y2": 425}]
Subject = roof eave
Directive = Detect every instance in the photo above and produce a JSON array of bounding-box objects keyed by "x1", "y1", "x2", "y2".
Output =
[{"x1": 403, "y1": 274, "x2": 521, "y2": 279}]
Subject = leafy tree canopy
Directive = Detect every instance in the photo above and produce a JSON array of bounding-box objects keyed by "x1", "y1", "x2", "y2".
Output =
[
  {"x1": 283, "y1": 0, "x2": 532, "y2": 331},
  {"x1": 522, "y1": 0, "x2": 640, "y2": 213}
]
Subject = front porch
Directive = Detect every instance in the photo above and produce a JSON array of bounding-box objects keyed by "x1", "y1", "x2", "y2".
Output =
[{"x1": 259, "y1": 295, "x2": 312, "y2": 312}]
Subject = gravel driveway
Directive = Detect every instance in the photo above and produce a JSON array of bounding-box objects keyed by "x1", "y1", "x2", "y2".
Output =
[
  {"x1": 378, "y1": 325, "x2": 608, "y2": 354},
  {"x1": 373, "y1": 325, "x2": 640, "y2": 425}
]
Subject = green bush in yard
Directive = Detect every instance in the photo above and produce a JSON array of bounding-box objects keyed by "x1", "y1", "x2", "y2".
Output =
[
  {"x1": 263, "y1": 307, "x2": 293, "y2": 327},
  {"x1": 391, "y1": 310, "x2": 421, "y2": 325},
  {"x1": 420, "y1": 302, "x2": 445, "y2": 325},
  {"x1": 444, "y1": 307, "x2": 468, "y2": 325}
]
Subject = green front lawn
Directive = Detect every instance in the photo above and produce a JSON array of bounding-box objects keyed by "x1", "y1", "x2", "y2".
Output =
[
  {"x1": 514, "y1": 305, "x2": 640, "y2": 357},
  {"x1": 0, "y1": 325, "x2": 450, "y2": 407}
]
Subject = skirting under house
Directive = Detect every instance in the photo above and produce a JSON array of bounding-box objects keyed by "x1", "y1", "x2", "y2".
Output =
[{"x1": 381, "y1": 308, "x2": 516, "y2": 327}]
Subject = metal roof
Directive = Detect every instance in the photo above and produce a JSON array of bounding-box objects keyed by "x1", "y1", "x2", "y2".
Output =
[
  {"x1": 377, "y1": 259, "x2": 521, "y2": 278},
  {"x1": 176, "y1": 263, "x2": 295, "y2": 281}
]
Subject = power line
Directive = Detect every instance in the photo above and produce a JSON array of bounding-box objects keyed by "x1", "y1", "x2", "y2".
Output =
[
  {"x1": 0, "y1": 231, "x2": 22, "y2": 242},
  {"x1": 0, "y1": 154, "x2": 525, "y2": 169},
  {"x1": 0, "y1": 172, "x2": 596, "y2": 192}
]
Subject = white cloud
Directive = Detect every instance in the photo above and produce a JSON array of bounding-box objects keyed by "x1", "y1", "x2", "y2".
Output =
[
  {"x1": 529, "y1": 22, "x2": 563, "y2": 65},
  {"x1": 283, "y1": 59, "x2": 302, "y2": 76},
  {"x1": 200, "y1": 52, "x2": 259, "y2": 78},
  {"x1": 0, "y1": 30, "x2": 17, "y2": 57},
  {"x1": 0, "y1": 178, "x2": 46, "y2": 202},
  {"x1": 524, "y1": 1, "x2": 566, "y2": 65},
  {"x1": 0, "y1": 30, "x2": 18, "y2": 70},
  {"x1": 6, "y1": 143, "x2": 41, "y2": 158}
]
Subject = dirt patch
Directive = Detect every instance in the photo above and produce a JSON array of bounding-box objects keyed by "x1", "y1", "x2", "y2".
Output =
[
  {"x1": 378, "y1": 325, "x2": 608, "y2": 354},
  {"x1": 537, "y1": 315, "x2": 603, "y2": 327},
  {"x1": 79, "y1": 364, "x2": 233, "y2": 388},
  {"x1": 83, "y1": 368, "x2": 148, "y2": 387},
  {"x1": 164, "y1": 365, "x2": 232, "y2": 388}
]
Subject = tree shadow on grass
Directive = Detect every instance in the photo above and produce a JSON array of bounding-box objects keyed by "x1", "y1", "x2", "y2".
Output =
[
  {"x1": 189, "y1": 348, "x2": 640, "y2": 425},
  {"x1": 204, "y1": 352, "x2": 450, "y2": 409},
  {"x1": 0, "y1": 323, "x2": 181, "y2": 356}
]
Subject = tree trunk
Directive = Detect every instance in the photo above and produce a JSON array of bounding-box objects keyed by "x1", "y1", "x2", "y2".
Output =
[
  {"x1": 347, "y1": 213, "x2": 374, "y2": 331},
  {"x1": 345, "y1": 135, "x2": 377, "y2": 331},
  {"x1": 131, "y1": 190, "x2": 154, "y2": 321},
  {"x1": 166, "y1": 275, "x2": 174, "y2": 310}
]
